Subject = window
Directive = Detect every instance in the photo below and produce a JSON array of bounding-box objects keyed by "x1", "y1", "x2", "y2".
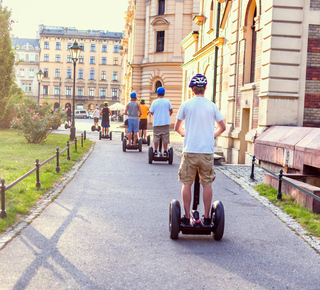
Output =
[
  {"x1": 250, "y1": 7, "x2": 257, "y2": 83},
  {"x1": 102, "y1": 57, "x2": 107, "y2": 65},
  {"x1": 102, "y1": 45, "x2": 107, "y2": 52},
  {"x1": 100, "y1": 88, "x2": 106, "y2": 97},
  {"x1": 209, "y1": 1, "x2": 214, "y2": 31},
  {"x1": 44, "y1": 54, "x2": 49, "y2": 62},
  {"x1": 55, "y1": 55, "x2": 61, "y2": 62},
  {"x1": 55, "y1": 69, "x2": 60, "y2": 78},
  {"x1": 158, "y1": 0, "x2": 165, "y2": 15},
  {"x1": 79, "y1": 43, "x2": 84, "y2": 51},
  {"x1": 112, "y1": 88, "x2": 118, "y2": 97},
  {"x1": 90, "y1": 70, "x2": 95, "y2": 80},
  {"x1": 56, "y1": 42, "x2": 61, "y2": 50},
  {"x1": 30, "y1": 54, "x2": 35, "y2": 62},
  {"x1": 156, "y1": 31, "x2": 165, "y2": 52},
  {"x1": 43, "y1": 85, "x2": 48, "y2": 95},
  {"x1": 113, "y1": 71, "x2": 118, "y2": 81},
  {"x1": 113, "y1": 57, "x2": 118, "y2": 65},
  {"x1": 89, "y1": 87, "x2": 95, "y2": 96},
  {"x1": 91, "y1": 44, "x2": 96, "y2": 51},
  {"x1": 67, "y1": 55, "x2": 72, "y2": 63},
  {"x1": 90, "y1": 56, "x2": 95, "y2": 64},
  {"x1": 114, "y1": 45, "x2": 119, "y2": 53},
  {"x1": 78, "y1": 87, "x2": 83, "y2": 96},
  {"x1": 78, "y1": 69, "x2": 83, "y2": 79},
  {"x1": 79, "y1": 56, "x2": 84, "y2": 63},
  {"x1": 101, "y1": 71, "x2": 106, "y2": 80},
  {"x1": 44, "y1": 68, "x2": 49, "y2": 78},
  {"x1": 22, "y1": 83, "x2": 32, "y2": 92},
  {"x1": 67, "y1": 69, "x2": 72, "y2": 79},
  {"x1": 29, "y1": 69, "x2": 34, "y2": 77},
  {"x1": 67, "y1": 43, "x2": 72, "y2": 50},
  {"x1": 54, "y1": 86, "x2": 60, "y2": 95},
  {"x1": 66, "y1": 86, "x2": 71, "y2": 96},
  {"x1": 20, "y1": 69, "x2": 24, "y2": 77},
  {"x1": 44, "y1": 41, "x2": 49, "y2": 49},
  {"x1": 155, "y1": 80, "x2": 162, "y2": 93}
]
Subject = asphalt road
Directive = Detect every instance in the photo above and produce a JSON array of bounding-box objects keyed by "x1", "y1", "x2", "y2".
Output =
[{"x1": 0, "y1": 121, "x2": 320, "y2": 289}]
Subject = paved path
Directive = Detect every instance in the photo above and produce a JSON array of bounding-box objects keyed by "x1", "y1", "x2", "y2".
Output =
[{"x1": 0, "y1": 125, "x2": 320, "y2": 289}]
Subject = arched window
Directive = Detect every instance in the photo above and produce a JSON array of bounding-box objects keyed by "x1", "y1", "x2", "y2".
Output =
[
  {"x1": 155, "y1": 81, "x2": 162, "y2": 93},
  {"x1": 158, "y1": 0, "x2": 165, "y2": 15},
  {"x1": 250, "y1": 7, "x2": 257, "y2": 83}
]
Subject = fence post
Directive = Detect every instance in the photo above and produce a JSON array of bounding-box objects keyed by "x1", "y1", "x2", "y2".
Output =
[
  {"x1": 250, "y1": 155, "x2": 255, "y2": 181},
  {"x1": 56, "y1": 148, "x2": 60, "y2": 173},
  {"x1": 277, "y1": 169, "x2": 283, "y2": 200},
  {"x1": 35, "y1": 158, "x2": 41, "y2": 188},
  {"x1": 84, "y1": 130, "x2": 86, "y2": 140},
  {"x1": 67, "y1": 141, "x2": 70, "y2": 160},
  {"x1": 75, "y1": 136, "x2": 78, "y2": 151},
  {"x1": 0, "y1": 179, "x2": 6, "y2": 219},
  {"x1": 81, "y1": 133, "x2": 83, "y2": 147}
]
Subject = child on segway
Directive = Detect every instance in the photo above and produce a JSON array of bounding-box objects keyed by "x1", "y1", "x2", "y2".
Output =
[
  {"x1": 174, "y1": 74, "x2": 226, "y2": 226},
  {"x1": 100, "y1": 102, "x2": 111, "y2": 136},
  {"x1": 139, "y1": 99, "x2": 149, "y2": 141}
]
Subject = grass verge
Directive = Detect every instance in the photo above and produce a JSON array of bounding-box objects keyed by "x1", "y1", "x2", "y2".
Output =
[
  {"x1": 254, "y1": 183, "x2": 320, "y2": 237},
  {"x1": 0, "y1": 129, "x2": 92, "y2": 232}
]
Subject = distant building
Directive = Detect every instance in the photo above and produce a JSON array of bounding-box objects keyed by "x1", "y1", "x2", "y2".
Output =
[
  {"x1": 12, "y1": 38, "x2": 40, "y2": 101},
  {"x1": 38, "y1": 25, "x2": 123, "y2": 111}
]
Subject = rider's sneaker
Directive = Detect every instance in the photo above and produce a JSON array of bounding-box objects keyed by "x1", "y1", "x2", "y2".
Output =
[
  {"x1": 163, "y1": 151, "x2": 168, "y2": 157},
  {"x1": 201, "y1": 216, "x2": 211, "y2": 226},
  {"x1": 181, "y1": 216, "x2": 190, "y2": 225},
  {"x1": 154, "y1": 150, "x2": 158, "y2": 157}
]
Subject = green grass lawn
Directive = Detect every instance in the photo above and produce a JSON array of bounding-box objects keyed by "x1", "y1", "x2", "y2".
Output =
[
  {"x1": 0, "y1": 129, "x2": 92, "y2": 232},
  {"x1": 254, "y1": 183, "x2": 320, "y2": 237}
]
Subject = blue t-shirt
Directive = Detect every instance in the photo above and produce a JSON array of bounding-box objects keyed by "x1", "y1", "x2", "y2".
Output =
[{"x1": 150, "y1": 98, "x2": 172, "y2": 126}]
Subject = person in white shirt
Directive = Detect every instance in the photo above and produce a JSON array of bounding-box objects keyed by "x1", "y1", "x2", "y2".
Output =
[
  {"x1": 93, "y1": 106, "x2": 100, "y2": 129},
  {"x1": 174, "y1": 74, "x2": 226, "y2": 226}
]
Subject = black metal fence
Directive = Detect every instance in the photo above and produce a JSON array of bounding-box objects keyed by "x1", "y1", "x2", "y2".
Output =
[
  {"x1": 249, "y1": 155, "x2": 320, "y2": 203},
  {"x1": 0, "y1": 132, "x2": 87, "y2": 219}
]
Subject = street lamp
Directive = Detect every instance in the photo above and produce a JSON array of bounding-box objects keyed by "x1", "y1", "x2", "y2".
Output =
[
  {"x1": 69, "y1": 41, "x2": 81, "y2": 141},
  {"x1": 36, "y1": 69, "x2": 44, "y2": 103}
]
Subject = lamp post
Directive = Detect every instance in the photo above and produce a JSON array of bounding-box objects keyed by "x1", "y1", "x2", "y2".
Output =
[
  {"x1": 69, "y1": 41, "x2": 81, "y2": 141},
  {"x1": 36, "y1": 69, "x2": 44, "y2": 103}
]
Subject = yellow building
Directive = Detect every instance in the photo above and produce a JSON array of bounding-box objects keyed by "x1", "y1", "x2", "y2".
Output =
[
  {"x1": 121, "y1": 0, "x2": 199, "y2": 125},
  {"x1": 38, "y1": 25, "x2": 123, "y2": 112}
]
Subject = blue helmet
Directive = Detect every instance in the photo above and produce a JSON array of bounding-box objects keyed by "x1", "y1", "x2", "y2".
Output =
[
  {"x1": 130, "y1": 92, "x2": 137, "y2": 98},
  {"x1": 157, "y1": 87, "x2": 165, "y2": 95},
  {"x1": 189, "y1": 74, "x2": 207, "y2": 87}
]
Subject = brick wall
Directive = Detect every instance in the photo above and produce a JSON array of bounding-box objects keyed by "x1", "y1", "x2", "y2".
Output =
[
  {"x1": 310, "y1": 0, "x2": 320, "y2": 10},
  {"x1": 304, "y1": 25, "x2": 320, "y2": 127}
]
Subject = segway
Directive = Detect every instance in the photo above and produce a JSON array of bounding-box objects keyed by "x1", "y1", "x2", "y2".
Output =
[
  {"x1": 65, "y1": 123, "x2": 71, "y2": 129},
  {"x1": 148, "y1": 137, "x2": 173, "y2": 164},
  {"x1": 169, "y1": 172, "x2": 225, "y2": 240},
  {"x1": 91, "y1": 125, "x2": 101, "y2": 132},
  {"x1": 99, "y1": 131, "x2": 112, "y2": 140},
  {"x1": 140, "y1": 130, "x2": 150, "y2": 146},
  {"x1": 122, "y1": 129, "x2": 142, "y2": 152}
]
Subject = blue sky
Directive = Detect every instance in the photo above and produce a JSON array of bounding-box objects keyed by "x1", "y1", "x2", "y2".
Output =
[{"x1": 2, "y1": 0, "x2": 129, "y2": 38}]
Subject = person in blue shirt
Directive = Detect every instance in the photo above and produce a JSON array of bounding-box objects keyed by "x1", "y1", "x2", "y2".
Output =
[{"x1": 149, "y1": 87, "x2": 173, "y2": 157}]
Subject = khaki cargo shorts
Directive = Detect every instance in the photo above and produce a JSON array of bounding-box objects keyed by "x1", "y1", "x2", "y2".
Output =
[
  {"x1": 153, "y1": 125, "x2": 170, "y2": 144},
  {"x1": 178, "y1": 153, "x2": 216, "y2": 186}
]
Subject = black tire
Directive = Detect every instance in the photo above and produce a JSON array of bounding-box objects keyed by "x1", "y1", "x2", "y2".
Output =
[
  {"x1": 110, "y1": 132, "x2": 112, "y2": 140},
  {"x1": 65, "y1": 124, "x2": 68, "y2": 129},
  {"x1": 122, "y1": 138, "x2": 126, "y2": 152},
  {"x1": 169, "y1": 200, "x2": 181, "y2": 240},
  {"x1": 98, "y1": 126, "x2": 101, "y2": 132},
  {"x1": 121, "y1": 132, "x2": 124, "y2": 141},
  {"x1": 211, "y1": 201, "x2": 225, "y2": 241},
  {"x1": 147, "y1": 135, "x2": 150, "y2": 146},
  {"x1": 138, "y1": 138, "x2": 142, "y2": 152},
  {"x1": 148, "y1": 146, "x2": 153, "y2": 164},
  {"x1": 91, "y1": 125, "x2": 95, "y2": 132},
  {"x1": 168, "y1": 147, "x2": 173, "y2": 164},
  {"x1": 99, "y1": 131, "x2": 102, "y2": 140}
]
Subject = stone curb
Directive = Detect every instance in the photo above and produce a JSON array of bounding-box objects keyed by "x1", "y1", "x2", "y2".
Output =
[{"x1": 0, "y1": 142, "x2": 95, "y2": 250}]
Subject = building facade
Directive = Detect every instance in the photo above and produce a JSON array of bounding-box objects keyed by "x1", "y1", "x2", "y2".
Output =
[
  {"x1": 12, "y1": 38, "x2": 40, "y2": 101},
  {"x1": 121, "y1": 0, "x2": 199, "y2": 124},
  {"x1": 38, "y1": 25, "x2": 123, "y2": 111},
  {"x1": 182, "y1": 0, "x2": 320, "y2": 164}
]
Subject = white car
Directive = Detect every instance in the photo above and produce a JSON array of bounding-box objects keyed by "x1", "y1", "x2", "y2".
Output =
[{"x1": 75, "y1": 110, "x2": 89, "y2": 119}]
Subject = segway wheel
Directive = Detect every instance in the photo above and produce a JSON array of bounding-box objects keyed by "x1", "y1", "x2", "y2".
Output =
[
  {"x1": 121, "y1": 132, "x2": 124, "y2": 141},
  {"x1": 110, "y1": 132, "x2": 112, "y2": 140},
  {"x1": 169, "y1": 200, "x2": 181, "y2": 240},
  {"x1": 211, "y1": 200, "x2": 225, "y2": 241},
  {"x1": 91, "y1": 125, "x2": 95, "y2": 132},
  {"x1": 122, "y1": 138, "x2": 126, "y2": 152},
  {"x1": 148, "y1": 146, "x2": 153, "y2": 164},
  {"x1": 138, "y1": 138, "x2": 142, "y2": 152},
  {"x1": 98, "y1": 126, "x2": 101, "y2": 132},
  {"x1": 147, "y1": 135, "x2": 150, "y2": 146},
  {"x1": 65, "y1": 124, "x2": 68, "y2": 129},
  {"x1": 99, "y1": 131, "x2": 102, "y2": 140},
  {"x1": 168, "y1": 147, "x2": 173, "y2": 164}
]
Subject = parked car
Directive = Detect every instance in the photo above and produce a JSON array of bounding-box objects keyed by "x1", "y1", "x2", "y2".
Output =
[{"x1": 75, "y1": 110, "x2": 89, "y2": 119}]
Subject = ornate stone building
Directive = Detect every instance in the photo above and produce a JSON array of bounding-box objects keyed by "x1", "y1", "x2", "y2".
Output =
[
  {"x1": 38, "y1": 25, "x2": 123, "y2": 111},
  {"x1": 182, "y1": 0, "x2": 320, "y2": 164},
  {"x1": 121, "y1": 0, "x2": 199, "y2": 124}
]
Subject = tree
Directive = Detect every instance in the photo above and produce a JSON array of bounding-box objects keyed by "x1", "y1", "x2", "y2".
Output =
[{"x1": 0, "y1": 3, "x2": 14, "y2": 125}]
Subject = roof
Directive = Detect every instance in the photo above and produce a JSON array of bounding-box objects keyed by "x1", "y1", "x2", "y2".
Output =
[{"x1": 11, "y1": 38, "x2": 40, "y2": 49}]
